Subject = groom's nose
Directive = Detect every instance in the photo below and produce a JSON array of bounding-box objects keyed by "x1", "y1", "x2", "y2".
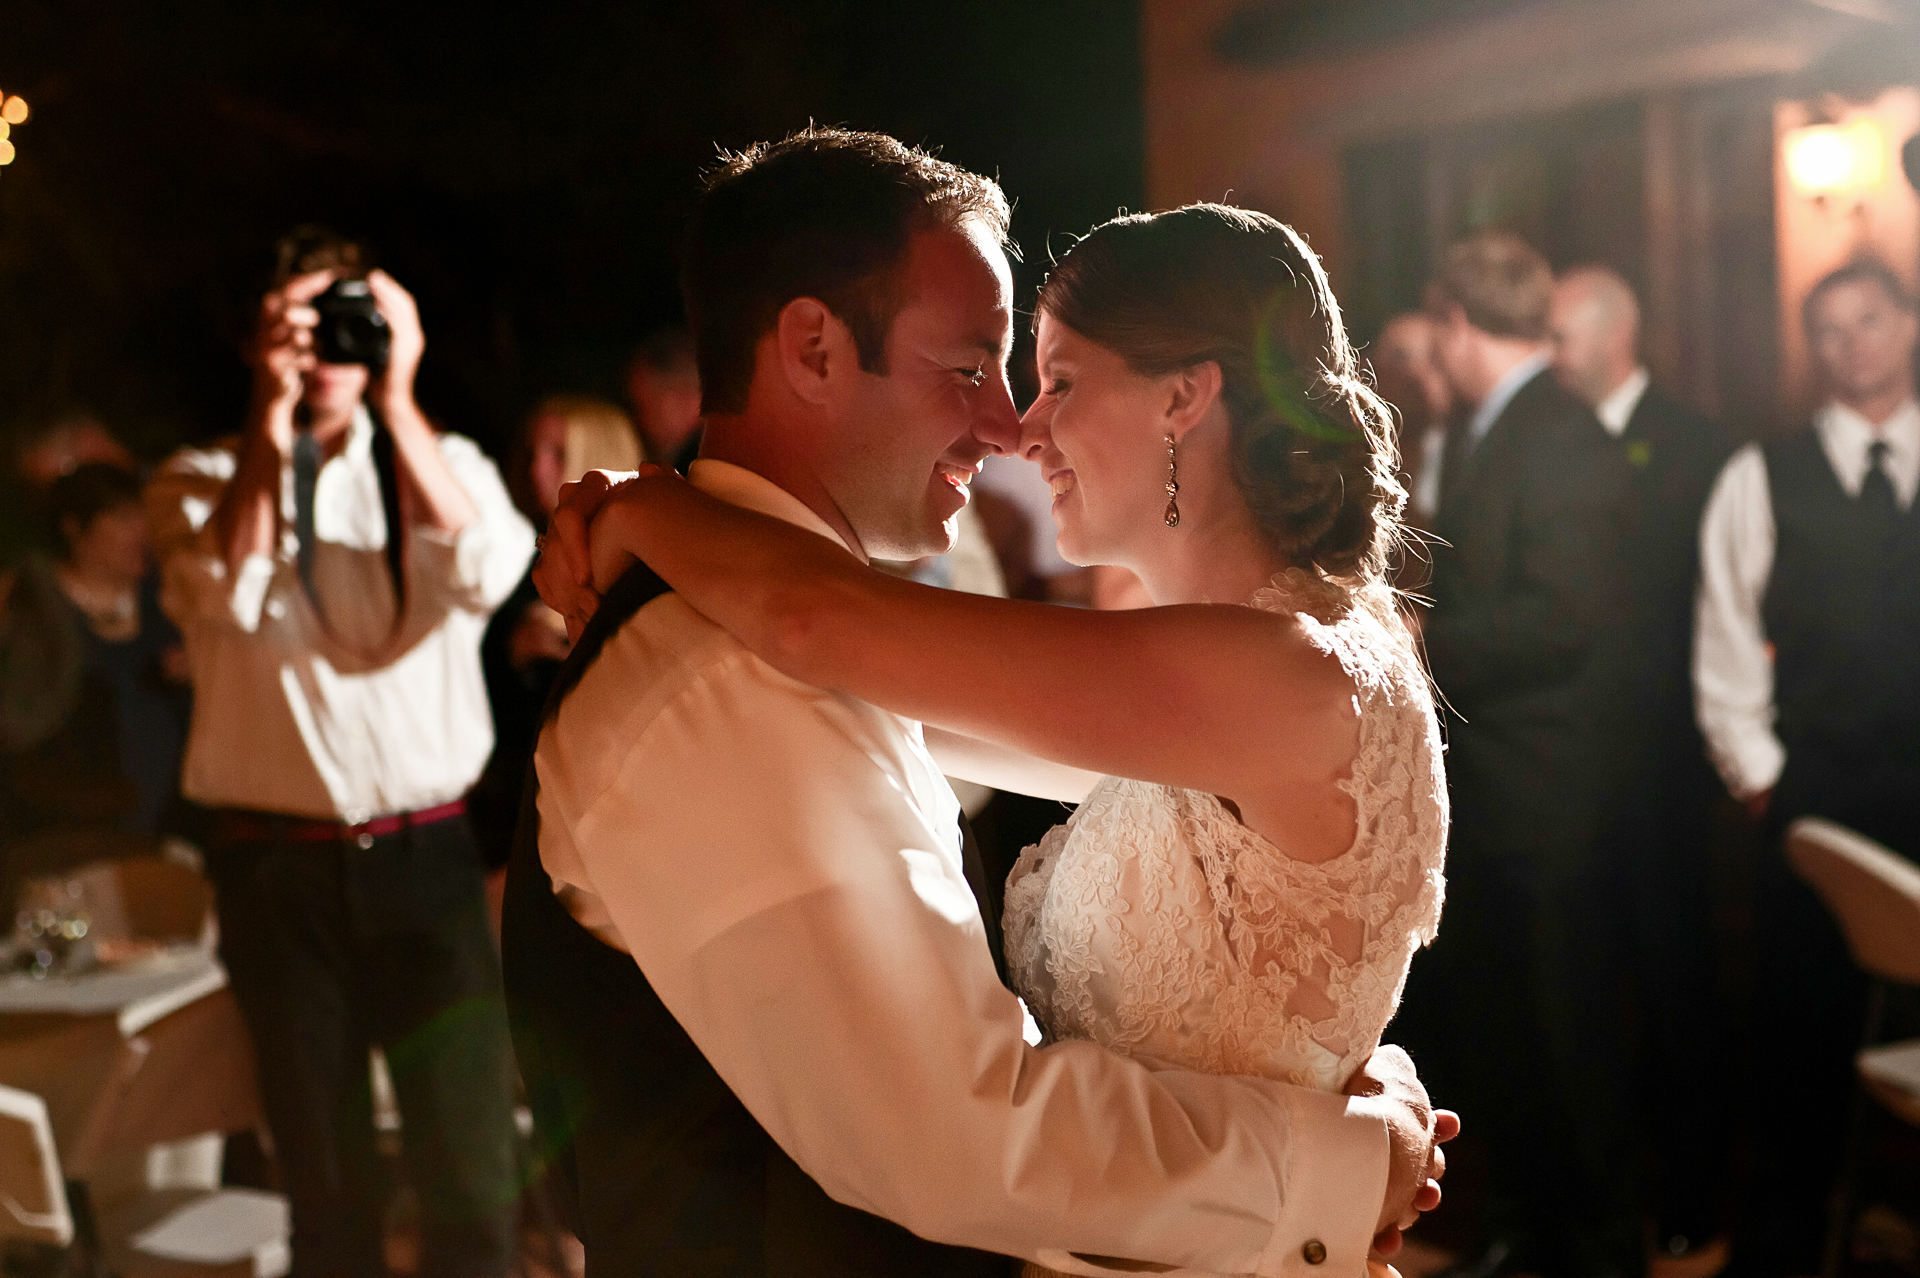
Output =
[{"x1": 970, "y1": 366, "x2": 1022, "y2": 455}]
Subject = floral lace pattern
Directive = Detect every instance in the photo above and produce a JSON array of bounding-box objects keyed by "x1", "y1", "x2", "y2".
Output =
[{"x1": 1003, "y1": 570, "x2": 1448, "y2": 1093}]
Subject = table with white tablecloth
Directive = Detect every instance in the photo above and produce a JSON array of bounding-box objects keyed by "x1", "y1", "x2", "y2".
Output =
[{"x1": 0, "y1": 947, "x2": 261, "y2": 1179}]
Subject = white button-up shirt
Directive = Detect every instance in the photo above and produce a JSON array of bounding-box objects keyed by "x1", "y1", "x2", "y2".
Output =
[
  {"x1": 149, "y1": 409, "x2": 534, "y2": 821},
  {"x1": 536, "y1": 459, "x2": 1389, "y2": 1277},
  {"x1": 1693, "y1": 399, "x2": 1920, "y2": 797}
]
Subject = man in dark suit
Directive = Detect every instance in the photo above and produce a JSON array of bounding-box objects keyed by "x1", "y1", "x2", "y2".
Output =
[
  {"x1": 1548, "y1": 265, "x2": 1733, "y2": 1259},
  {"x1": 1412, "y1": 231, "x2": 1643, "y2": 1278}
]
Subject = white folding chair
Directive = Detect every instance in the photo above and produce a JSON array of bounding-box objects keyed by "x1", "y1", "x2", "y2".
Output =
[
  {"x1": 0, "y1": 1075, "x2": 289, "y2": 1278},
  {"x1": 0, "y1": 1083, "x2": 74, "y2": 1251},
  {"x1": 1784, "y1": 816, "x2": 1920, "y2": 1278}
]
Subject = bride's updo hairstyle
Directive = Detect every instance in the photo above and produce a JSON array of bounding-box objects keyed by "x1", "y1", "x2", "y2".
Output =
[{"x1": 1035, "y1": 204, "x2": 1405, "y2": 585}]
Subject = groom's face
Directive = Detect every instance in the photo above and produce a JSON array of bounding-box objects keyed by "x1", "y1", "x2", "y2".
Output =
[{"x1": 827, "y1": 218, "x2": 1020, "y2": 560}]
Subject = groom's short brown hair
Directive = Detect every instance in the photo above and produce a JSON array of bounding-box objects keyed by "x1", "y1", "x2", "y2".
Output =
[{"x1": 681, "y1": 126, "x2": 1013, "y2": 416}]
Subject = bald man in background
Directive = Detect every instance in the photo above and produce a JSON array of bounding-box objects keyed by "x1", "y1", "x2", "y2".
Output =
[{"x1": 1549, "y1": 265, "x2": 1733, "y2": 1259}]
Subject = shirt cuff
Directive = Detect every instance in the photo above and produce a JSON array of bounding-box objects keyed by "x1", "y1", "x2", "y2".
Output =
[
  {"x1": 412, "y1": 520, "x2": 487, "y2": 601},
  {"x1": 1259, "y1": 1087, "x2": 1390, "y2": 1276},
  {"x1": 1719, "y1": 730, "x2": 1786, "y2": 800}
]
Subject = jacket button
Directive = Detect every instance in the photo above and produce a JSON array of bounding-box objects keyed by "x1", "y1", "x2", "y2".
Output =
[
  {"x1": 356, "y1": 831, "x2": 375, "y2": 850},
  {"x1": 1301, "y1": 1239, "x2": 1327, "y2": 1265}
]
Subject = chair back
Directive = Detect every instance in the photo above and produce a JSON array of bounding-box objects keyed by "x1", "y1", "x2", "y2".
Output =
[
  {"x1": 0, "y1": 1084, "x2": 74, "y2": 1247},
  {"x1": 1786, "y1": 817, "x2": 1920, "y2": 986}
]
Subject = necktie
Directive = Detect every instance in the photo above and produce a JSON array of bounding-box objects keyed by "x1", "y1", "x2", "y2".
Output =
[{"x1": 1861, "y1": 439, "x2": 1899, "y2": 530}]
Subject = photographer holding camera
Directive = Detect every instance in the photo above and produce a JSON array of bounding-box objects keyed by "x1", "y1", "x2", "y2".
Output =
[{"x1": 147, "y1": 228, "x2": 530, "y2": 1278}]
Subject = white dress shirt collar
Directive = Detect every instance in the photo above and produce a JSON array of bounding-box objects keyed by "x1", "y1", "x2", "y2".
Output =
[
  {"x1": 1595, "y1": 367, "x2": 1651, "y2": 438},
  {"x1": 687, "y1": 459, "x2": 857, "y2": 557},
  {"x1": 1816, "y1": 398, "x2": 1920, "y2": 509},
  {"x1": 1467, "y1": 348, "x2": 1552, "y2": 450}
]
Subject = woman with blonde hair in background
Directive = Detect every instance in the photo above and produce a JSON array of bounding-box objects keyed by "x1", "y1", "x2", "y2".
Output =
[{"x1": 473, "y1": 394, "x2": 645, "y2": 874}]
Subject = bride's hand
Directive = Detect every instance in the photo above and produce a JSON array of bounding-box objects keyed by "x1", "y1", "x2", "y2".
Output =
[
  {"x1": 1343, "y1": 1045, "x2": 1456, "y2": 1257},
  {"x1": 533, "y1": 466, "x2": 661, "y2": 640}
]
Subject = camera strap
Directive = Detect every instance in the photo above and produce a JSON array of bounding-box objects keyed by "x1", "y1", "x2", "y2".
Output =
[
  {"x1": 367, "y1": 410, "x2": 408, "y2": 617},
  {"x1": 292, "y1": 430, "x2": 321, "y2": 604}
]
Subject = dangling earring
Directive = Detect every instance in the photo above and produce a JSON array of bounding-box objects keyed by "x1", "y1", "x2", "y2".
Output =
[{"x1": 1162, "y1": 433, "x2": 1181, "y2": 528}]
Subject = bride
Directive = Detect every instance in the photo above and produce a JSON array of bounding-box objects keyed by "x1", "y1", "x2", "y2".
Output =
[{"x1": 538, "y1": 203, "x2": 1453, "y2": 1273}]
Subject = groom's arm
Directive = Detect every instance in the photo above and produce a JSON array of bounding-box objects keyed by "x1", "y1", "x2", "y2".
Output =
[{"x1": 542, "y1": 647, "x2": 1396, "y2": 1276}]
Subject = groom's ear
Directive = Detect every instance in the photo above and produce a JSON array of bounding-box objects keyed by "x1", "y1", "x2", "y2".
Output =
[{"x1": 776, "y1": 297, "x2": 855, "y2": 408}]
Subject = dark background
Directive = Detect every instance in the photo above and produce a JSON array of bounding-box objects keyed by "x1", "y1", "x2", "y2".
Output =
[{"x1": 0, "y1": 1, "x2": 1145, "y2": 461}]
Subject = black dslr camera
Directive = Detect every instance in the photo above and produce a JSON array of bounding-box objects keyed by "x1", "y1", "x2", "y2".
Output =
[{"x1": 313, "y1": 278, "x2": 391, "y2": 371}]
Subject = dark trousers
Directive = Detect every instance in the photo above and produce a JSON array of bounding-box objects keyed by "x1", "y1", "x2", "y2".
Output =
[
  {"x1": 1612, "y1": 755, "x2": 1729, "y2": 1244},
  {"x1": 1730, "y1": 754, "x2": 1920, "y2": 1276},
  {"x1": 1401, "y1": 826, "x2": 1646, "y2": 1276},
  {"x1": 207, "y1": 812, "x2": 520, "y2": 1278}
]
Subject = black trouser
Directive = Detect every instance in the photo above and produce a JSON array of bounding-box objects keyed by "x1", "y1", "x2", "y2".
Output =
[
  {"x1": 1612, "y1": 751, "x2": 1729, "y2": 1245},
  {"x1": 206, "y1": 812, "x2": 520, "y2": 1278},
  {"x1": 1399, "y1": 797, "x2": 1646, "y2": 1277},
  {"x1": 1729, "y1": 752, "x2": 1920, "y2": 1276}
]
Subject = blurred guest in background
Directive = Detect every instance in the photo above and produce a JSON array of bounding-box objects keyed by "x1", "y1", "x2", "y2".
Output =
[
  {"x1": 1695, "y1": 257, "x2": 1920, "y2": 1278},
  {"x1": 623, "y1": 325, "x2": 704, "y2": 472},
  {"x1": 1, "y1": 462, "x2": 193, "y2": 886},
  {"x1": 1, "y1": 411, "x2": 142, "y2": 768},
  {"x1": 146, "y1": 228, "x2": 530, "y2": 1278},
  {"x1": 473, "y1": 393, "x2": 642, "y2": 869},
  {"x1": 1549, "y1": 264, "x2": 1731, "y2": 1258},
  {"x1": 1371, "y1": 311, "x2": 1453, "y2": 531},
  {"x1": 12, "y1": 408, "x2": 138, "y2": 492},
  {"x1": 1414, "y1": 230, "x2": 1642, "y2": 1278}
]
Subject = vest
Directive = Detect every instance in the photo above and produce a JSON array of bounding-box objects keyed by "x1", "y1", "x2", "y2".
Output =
[
  {"x1": 501, "y1": 561, "x2": 1009, "y2": 1276},
  {"x1": 1760, "y1": 429, "x2": 1920, "y2": 771}
]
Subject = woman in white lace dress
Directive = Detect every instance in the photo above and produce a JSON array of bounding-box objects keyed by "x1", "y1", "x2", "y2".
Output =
[{"x1": 541, "y1": 204, "x2": 1450, "y2": 1273}]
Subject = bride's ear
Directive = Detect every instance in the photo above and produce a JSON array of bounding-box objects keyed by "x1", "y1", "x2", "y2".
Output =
[{"x1": 1164, "y1": 360, "x2": 1224, "y2": 443}]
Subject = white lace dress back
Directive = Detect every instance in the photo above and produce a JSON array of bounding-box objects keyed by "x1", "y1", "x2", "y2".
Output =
[{"x1": 1003, "y1": 571, "x2": 1448, "y2": 1097}]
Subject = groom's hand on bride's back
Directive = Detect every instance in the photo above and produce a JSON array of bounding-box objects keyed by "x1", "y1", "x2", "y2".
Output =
[{"x1": 1343, "y1": 1045, "x2": 1458, "y2": 1258}]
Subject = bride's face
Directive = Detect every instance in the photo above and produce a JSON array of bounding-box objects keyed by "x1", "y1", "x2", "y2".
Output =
[{"x1": 1020, "y1": 313, "x2": 1175, "y2": 567}]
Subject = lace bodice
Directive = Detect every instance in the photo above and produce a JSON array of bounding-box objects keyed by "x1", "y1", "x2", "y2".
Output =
[{"x1": 1003, "y1": 571, "x2": 1448, "y2": 1094}]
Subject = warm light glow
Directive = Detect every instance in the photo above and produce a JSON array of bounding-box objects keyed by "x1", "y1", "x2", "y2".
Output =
[
  {"x1": 0, "y1": 96, "x2": 28, "y2": 126},
  {"x1": 1785, "y1": 119, "x2": 1887, "y2": 197},
  {"x1": 0, "y1": 140, "x2": 14, "y2": 166},
  {"x1": 0, "y1": 121, "x2": 10, "y2": 141}
]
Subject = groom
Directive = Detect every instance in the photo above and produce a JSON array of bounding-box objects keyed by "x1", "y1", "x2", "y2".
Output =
[{"x1": 503, "y1": 127, "x2": 1446, "y2": 1277}]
